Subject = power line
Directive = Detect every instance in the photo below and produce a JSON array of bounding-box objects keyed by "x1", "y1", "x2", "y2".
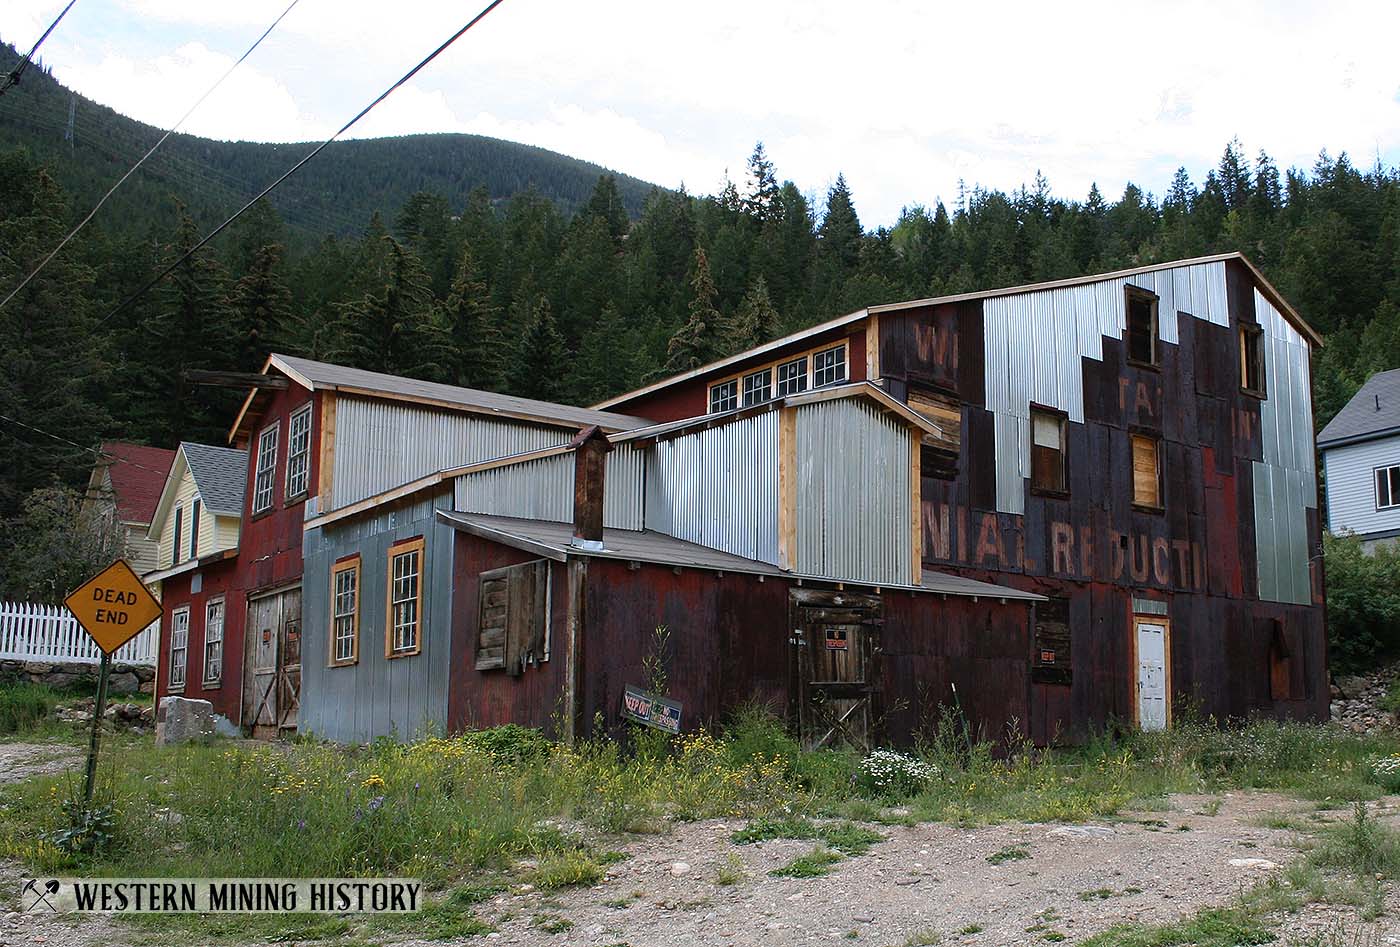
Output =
[
  {"x1": 0, "y1": 0, "x2": 79, "y2": 97},
  {"x1": 0, "y1": 413, "x2": 172, "y2": 478},
  {"x1": 92, "y1": 0, "x2": 510, "y2": 331},
  {"x1": 0, "y1": 0, "x2": 303, "y2": 311}
]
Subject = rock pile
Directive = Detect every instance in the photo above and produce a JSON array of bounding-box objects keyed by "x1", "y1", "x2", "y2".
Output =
[
  {"x1": 1329, "y1": 661, "x2": 1400, "y2": 731},
  {"x1": 55, "y1": 698, "x2": 156, "y2": 731}
]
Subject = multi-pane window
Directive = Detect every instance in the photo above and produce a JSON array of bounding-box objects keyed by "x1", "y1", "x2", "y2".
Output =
[
  {"x1": 1131, "y1": 434, "x2": 1163, "y2": 510},
  {"x1": 1240, "y1": 324, "x2": 1266, "y2": 396},
  {"x1": 253, "y1": 423, "x2": 279, "y2": 513},
  {"x1": 812, "y1": 344, "x2": 847, "y2": 388},
  {"x1": 387, "y1": 538, "x2": 424, "y2": 657},
  {"x1": 169, "y1": 607, "x2": 189, "y2": 690},
  {"x1": 172, "y1": 506, "x2": 183, "y2": 567},
  {"x1": 742, "y1": 369, "x2": 773, "y2": 407},
  {"x1": 189, "y1": 499, "x2": 200, "y2": 560},
  {"x1": 709, "y1": 379, "x2": 738, "y2": 413},
  {"x1": 776, "y1": 357, "x2": 808, "y2": 396},
  {"x1": 285, "y1": 405, "x2": 312, "y2": 500},
  {"x1": 1376, "y1": 465, "x2": 1400, "y2": 511},
  {"x1": 1125, "y1": 287, "x2": 1159, "y2": 366},
  {"x1": 1031, "y1": 409, "x2": 1068, "y2": 494},
  {"x1": 203, "y1": 598, "x2": 223, "y2": 686},
  {"x1": 330, "y1": 557, "x2": 360, "y2": 665}
]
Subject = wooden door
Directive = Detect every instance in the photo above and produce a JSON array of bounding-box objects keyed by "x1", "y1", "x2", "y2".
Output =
[
  {"x1": 243, "y1": 587, "x2": 302, "y2": 739},
  {"x1": 791, "y1": 589, "x2": 882, "y2": 751},
  {"x1": 276, "y1": 587, "x2": 302, "y2": 734},
  {"x1": 1134, "y1": 618, "x2": 1169, "y2": 732}
]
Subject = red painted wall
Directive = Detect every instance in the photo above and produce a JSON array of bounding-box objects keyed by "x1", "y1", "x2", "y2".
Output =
[{"x1": 154, "y1": 557, "x2": 242, "y2": 722}]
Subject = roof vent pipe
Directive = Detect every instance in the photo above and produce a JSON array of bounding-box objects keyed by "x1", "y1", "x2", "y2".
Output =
[{"x1": 570, "y1": 425, "x2": 612, "y2": 552}]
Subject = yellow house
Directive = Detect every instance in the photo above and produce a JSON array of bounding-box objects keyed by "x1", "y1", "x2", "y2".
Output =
[{"x1": 144, "y1": 442, "x2": 247, "y2": 587}]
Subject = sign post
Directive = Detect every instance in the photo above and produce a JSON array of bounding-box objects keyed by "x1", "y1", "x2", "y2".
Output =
[{"x1": 62, "y1": 560, "x2": 162, "y2": 806}]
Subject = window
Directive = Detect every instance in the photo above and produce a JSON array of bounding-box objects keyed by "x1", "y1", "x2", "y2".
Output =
[
  {"x1": 1131, "y1": 434, "x2": 1162, "y2": 510},
  {"x1": 172, "y1": 506, "x2": 183, "y2": 567},
  {"x1": 386, "y1": 538, "x2": 424, "y2": 657},
  {"x1": 909, "y1": 389, "x2": 962, "y2": 478},
  {"x1": 1031, "y1": 409, "x2": 1068, "y2": 494},
  {"x1": 741, "y1": 369, "x2": 773, "y2": 407},
  {"x1": 169, "y1": 606, "x2": 189, "y2": 690},
  {"x1": 203, "y1": 598, "x2": 223, "y2": 686},
  {"x1": 709, "y1": 379, "x2": 738, "y2": 413},
  {"x1": 1376, "y1": 465, "x2": 1400, "y2": 511},
  {"x1": 812, "y1": 344, "x2": 847, "y2": 388},
  {"x1": 1125, "y1": 287, "x2": 1159, "y2": 367},
  {"x1": 476, "y1": 560, "x2": 548, "y2": 674},
  {"x1": 1032, "y1": 596, "x2": 1072, "y2": 685},
  {"x1": 253, "y1": 423, "x2": 279, "y2": 513},
  {"x1": 189, "y1": 499, "x2": 200, "y2": 560},
  {"x1": 285, "y1": 405, "x2": 313, "y2": 500},
  {"x1": 330, "y1": 556, "x2": 360, "y2": 666},
  {"x1": 776, "y1": 357, "x2": 808, "y2": 396},
  {"x1": 1239, "y1": 324, "x2": 1265, "y2": 396}
]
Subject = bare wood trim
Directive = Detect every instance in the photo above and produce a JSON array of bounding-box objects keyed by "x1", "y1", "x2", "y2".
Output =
[
  {"x1": 784, "y1": 382, "x2": 943, "y2": 437},
  {"x1": 184, "y1": 369, "x2": 290, "y2": 389},
  {"x1": 317, "y1": 392, "x2": 337, "y2": 508},
  {"x1": 865, "y1": 313, "x2": 880, "y2": 382},
  {"x1": 778, "y1": 406, "x2": 797, "y2": 571},
  {"x1": 434, "y1": 510, "x2": 568, "y2": 562},
  {"x1": 1129, "y1": 614, "x2": 1173, "y2": 729},
  {"x1": 328, "y1": 555, "x2": 360, "y2": 667},
  {"x1": 705, "y1": 338, "x2": 853, "y2": 412},
  {"x1": 332, "y1": 384, "x2": 635, "y2": 434},
  {"x1": 909, "y1": 431, "x2": 921, "y2": 585},
  {"x1": 562, "y1": 558, "x2": 587, "y2": 744},
  {"x1": 385, "y1": 536, "x2": 426, "y2": 659},
  {"x1": 304, "y1": 471, "x2": 444, "y2": 530},
  {"x1": 441, "y1": 444, "x2": 575, "y2": 478}
]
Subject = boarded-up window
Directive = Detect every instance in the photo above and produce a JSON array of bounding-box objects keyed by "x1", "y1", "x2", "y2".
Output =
[
  {"x1": 476, "y1": 560, "x2": 548, "y2": 675},
  {"x1": 1032, "y1": 596, "x2": 1071, "y2": 685},
  {"x1": 1131, "y1": 434, "x2": 1162, "y2": 509},
  {"x1": 1265, "y1": 618, "x2": 1305, "y2": 701},
  {"x1": 1239, "y1": 324, "x2": 1265, "y2": 396},
  {"x1": 909, "y1": 389, "x2": 960, "y2": 479},
  {"x1": 1126, "y1": 287, "x2": 1158, "y2": 366},
  {"x1": 1031, "y1": 409, "x2": 1067, "y2": 494}
]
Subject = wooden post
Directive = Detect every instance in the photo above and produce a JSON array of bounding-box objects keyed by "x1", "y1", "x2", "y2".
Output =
[{"x1": 82, "y1": 651, "x2": 111, "y2": 807}]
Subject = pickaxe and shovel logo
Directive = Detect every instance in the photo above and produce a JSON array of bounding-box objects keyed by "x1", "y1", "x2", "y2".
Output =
[{"x1": 21, "y1": 879, "x2": 61, "y2": 912}]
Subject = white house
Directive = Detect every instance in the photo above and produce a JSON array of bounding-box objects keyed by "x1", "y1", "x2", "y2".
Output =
[{"x1": 1318, "y1": 368, "x2": 1400, "y2": 551}]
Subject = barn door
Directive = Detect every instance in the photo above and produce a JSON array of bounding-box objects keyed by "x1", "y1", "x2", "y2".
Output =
[
  {"x1": 244, "y1": 586, "x2": 301, "y2": 739},
  {"x1": 790, "y1": 589, "x2": 882, "y2": 751},
  {"x1": 1134, "y1": 618, "x2": 1169, "y2": 732}
]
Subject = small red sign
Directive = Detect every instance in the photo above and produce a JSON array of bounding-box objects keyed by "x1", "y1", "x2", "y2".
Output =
[
  {"x1": 1040, "y1": 649, "x2": 1056, "y2": 664},
  {"x1": 826, "y1": 629, "x2": 848, "y2": 651}
]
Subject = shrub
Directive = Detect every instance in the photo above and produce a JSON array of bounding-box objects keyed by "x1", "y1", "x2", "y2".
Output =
[
  {"x1": 1324, "y1": 532, "x2": 1400, "y2": 670},
  {"x1": 857, "y1": 749, "x2": 938, "y2": 799},
  {"x1": 1372, "y1": 756, "x2": 1400, "y2": 792},
  {"x1": 0, "y1": 682, "x2": 60, "y2": 735}
]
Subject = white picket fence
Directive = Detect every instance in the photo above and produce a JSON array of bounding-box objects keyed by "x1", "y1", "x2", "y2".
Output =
[{"x1": 0, "y1": 601, "x2": 158, "y2": 666}]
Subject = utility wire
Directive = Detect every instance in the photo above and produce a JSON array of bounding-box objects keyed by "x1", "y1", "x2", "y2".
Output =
[
  {"x1": 0, "y1": 413, "x2": 172, "y2": 478},
  {"x1": 0, "y1": 0, "x2": 78, "y2": 97},
  {"x1": 0, "y1": 0, "x2": 303, "y2": 311},
  {"x1": 91, "y1": 0, "x2": 509, "y2": 331}
]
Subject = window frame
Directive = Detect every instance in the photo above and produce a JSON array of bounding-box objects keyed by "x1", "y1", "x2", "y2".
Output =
[
  {"x1": 708, "y1": 378, "x2": 739, "y2": 413},
  {"x1": 172, "y1": 505, "x2": 183, "y2": 567},
  {"x1": 189, "y1": 499, "x2": 201, "y2": 561},
  {"x1": 1239, "y1": 323, "x2": 1266, "y2": 398},
  {"x1": 812, "y1": 344, "x2": 848, "y2": 388},
  {"x1": 1130, "y1": 432, "x2": 1165, "y2": 512},
  {"x1": 1375, "y1": 465, "x2": 1400, "y2": 512},
  {"x1": 169, "y1": 605, "x2": 190, "y2": 692},
  {"x1": 329, "y1": 554, "x2": 361, "y2": 667},
  {"x1": 252, "y1": 421, "x2": 280, "y2": 515},
  {"x1": 706, "y1": 340, "x2": 850, "y2": 414},
  {"x1": 775, "y1": 356, "x2": 809, "y2": 397},
  {"x1": 1029, "y1": 405, "x2": 1069, "y2": 497},
  {"x1": 202, "y1": 596, "x2": 224, "y2": 687},
  {"x1": 1124, "y1": 285, "x2": 1160, "y2": 369},
  {"x1": 741, "y1": 368, "x2": 773, "y2": 407},
  {"x1": 385, "y1": 537, "x2": 425, "y2": 659},
  {"x1": 284, "y1": 404, "x2": 313, "y2": 502}
]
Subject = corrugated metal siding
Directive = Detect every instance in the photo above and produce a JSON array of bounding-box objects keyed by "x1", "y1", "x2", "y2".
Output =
[
  {"x1": 453, "y1": 444, "x2": 645, "y2": 530},
  {"x1": 300, "y1": 488, "x2": 456, "y2": 743},
  {"x1": 1324, "y1": 438, "x2": 1400, "y2": 537},
  {"x1": 981, "y1": 261, "x2": 1230, "y2": 513},
  {"x1": 646, "y1": 411, "x2": 780, "y2": 564},
  {"x1": 795, "y1": 399, "x2": 913, "y2": 586},
  {"x1": 1253, "y1": 290, "x2": 1316, "y2": 605},
  {"x1": 331, "y1": 396, "x2": 570, "y2": 510}
]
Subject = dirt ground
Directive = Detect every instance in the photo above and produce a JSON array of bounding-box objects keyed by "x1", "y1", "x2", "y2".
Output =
[{"x1": 2, "y1": 741, "x2": 1398, "y2": 946}]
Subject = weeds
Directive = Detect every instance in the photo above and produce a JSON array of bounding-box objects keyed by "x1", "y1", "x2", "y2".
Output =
[
  {"x1": 714, "y1": 853, "x2": 746, "y2": 885},
  {"x1": 0, "y1": 682, "x2": 60, "y2": 735},
  {"x1": 770, "y1": 844, "x2": 842, "y2": 878},
  {"x1": 732, "y1": 816, "x2": 882, "y2": 855},
  {"x1": 986, "y1": 845, "x2": 1029, "y2": 864}
]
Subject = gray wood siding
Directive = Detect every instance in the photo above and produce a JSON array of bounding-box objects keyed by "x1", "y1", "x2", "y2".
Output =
[
  {"x1": 300, "y1": 487, "x2": 455, "y2": 742},
  {"x1": 1324, "y1": 435, "x2": 1400, "y2": 537}
]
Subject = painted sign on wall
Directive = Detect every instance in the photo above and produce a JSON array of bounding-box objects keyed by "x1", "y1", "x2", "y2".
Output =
[{"x1": 621, "y1": 685, "x2": 682, "y2": 734}]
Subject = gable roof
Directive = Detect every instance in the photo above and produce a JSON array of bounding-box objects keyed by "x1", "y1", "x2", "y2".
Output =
[
  {"x1": 592, "y1": 251, "x2": 1321, "y2": 411},
  {"x1": 182, "y1": 442, "x2": 249, "y2": 515},
  {"x1": 94, "y1": 442, "x2": 176, "y2": 524},
  {"x1": 1317, "y1": 369, "x2": 1400, "y2": 448},
  {"x1": 230, "y1": 353, "x2": 653, "y2": 443}
]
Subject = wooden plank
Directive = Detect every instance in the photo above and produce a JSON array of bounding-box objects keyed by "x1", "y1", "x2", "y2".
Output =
[
  {"x1": 183, "y1": 369, "x2": 290, "y2": 389},
  {"x1": 865, "y1": 314, "x2": 881, "y2": 382},
  {"x1": 317, "y1": 391, "x2": 337, "y2": 508},
  {"x1": 778, "y1": 407, "x2": 797, "y2": 571}
]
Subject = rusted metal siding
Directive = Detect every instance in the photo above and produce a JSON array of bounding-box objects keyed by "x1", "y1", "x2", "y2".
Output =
[
  {"x1": 646, "y1": 411, "x2": 781, "y2": 564},
  {"x1": 452, "y1": 444, "x2": 646, "y2": 530},
  {"x1": 331, "y1": 396, "x2": 570, "y2": 510},
  {"x1": 794, "y1": 399, "x2": 914, "y2": 586}
]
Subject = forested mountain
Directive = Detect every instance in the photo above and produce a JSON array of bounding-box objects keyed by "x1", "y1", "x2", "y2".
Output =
[
  {"x1": 2, "y1": 48, "x2": 1398, "y2": 600},
  {"x1": 0, "y1": 43, "x2": 657, "y2": 249}
]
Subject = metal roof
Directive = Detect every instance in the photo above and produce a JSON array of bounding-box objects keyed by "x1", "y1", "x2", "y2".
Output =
[
  {"x1": 436, "y1": 511, "x2": 1043, "y2": 602},
  {"x1": 180, "y1": 442, "x2": 248, "y2": 515},
  {"x1": 1316, "y1": 368, "x2": 1400, "y2": 448}
]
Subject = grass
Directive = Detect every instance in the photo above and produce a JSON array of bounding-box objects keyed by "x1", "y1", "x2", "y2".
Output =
[
  {"x1": 714, "y1": 853, "x2": 746, "y2": 885},
  {"x1": 0, "y1": 681, "x2": 63, "y2": 736},
  {"x1": 732, "y1": 815, "x2": 883, "y2": 855},
  {"x1": 986, "y1": 845, "x2": 1030, "y2": 864},
  {"x1": 771, "y1": 845, "x2": 843, "y2": 878}
]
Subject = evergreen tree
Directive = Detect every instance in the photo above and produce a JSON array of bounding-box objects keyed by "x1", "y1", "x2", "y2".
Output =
[
  {"x1": 662, "y1": 247, "x2": 723, "y2": 374},
  {"x1": 231, "y1": 242, "x2": 293, "y2": 372},
  {"x1": 332, "y1": 237, "x2": 453, "y2": 381},
  {"x1": 722, "y1": 275, "x2": 780, "y2": 354},
  {"x1": 444, "y1": 244, "x2": 506, "y2": 391},
  {"x1": 744, "y1": 141, "x2": 780, "y2": 223},
  {"x1": 511, "y1": 295, "x2": 566, "y2": 401}
]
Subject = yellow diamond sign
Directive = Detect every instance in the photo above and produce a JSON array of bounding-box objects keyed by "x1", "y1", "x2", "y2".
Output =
[{"x1": 63, "y1": 560, "x2": 162, "y2": 655}]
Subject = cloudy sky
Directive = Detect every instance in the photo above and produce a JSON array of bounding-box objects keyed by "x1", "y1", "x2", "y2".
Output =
[{"x1": 3, "y1": 0, "x2": 1398, "y2": 225}]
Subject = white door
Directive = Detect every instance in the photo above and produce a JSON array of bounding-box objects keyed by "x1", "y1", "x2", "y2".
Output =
[{"x1": 1136, "y1": 621, "x2": 1168, "y2": 731}]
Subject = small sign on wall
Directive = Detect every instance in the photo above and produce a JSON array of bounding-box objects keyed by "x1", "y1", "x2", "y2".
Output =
[
  {"x1": 825, "y1": 629, "x2": 848, "y2": 651},
  {"x1": 621, "y1": 685, "x2": 682, "y2": 734}
]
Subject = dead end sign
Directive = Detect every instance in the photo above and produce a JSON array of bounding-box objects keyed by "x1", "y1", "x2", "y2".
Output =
[{"x1": 63, "y1": 559, "x2": 162, "y2": 655}]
